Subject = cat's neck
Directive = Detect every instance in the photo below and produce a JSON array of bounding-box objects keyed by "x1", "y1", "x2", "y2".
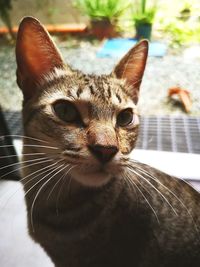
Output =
[
  {"x1": 27, "y1": 174, "x2": 125, "y2": 237},
  {"x1": 22, "y1": 161, "x2": 123, "y2": 210}
]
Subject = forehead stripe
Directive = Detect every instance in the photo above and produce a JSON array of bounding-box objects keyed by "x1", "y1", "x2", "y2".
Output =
[
  {"x1": 107, "y1": 86, "x2": 111, "y2": 98},
  {"x1": 76, "y1": 87, "x2": 83, "y2": 98},
  {"x1": 89, "y1": 85, "x2": 95, "y2": 95},
  {"x1": 115, "y1": 93, "x2": 122, "y2": 103}
]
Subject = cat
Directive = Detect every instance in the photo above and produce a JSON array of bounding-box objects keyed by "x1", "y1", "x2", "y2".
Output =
[{"x1": 16, "y1": 17, "x2": 200, "y2": 267}]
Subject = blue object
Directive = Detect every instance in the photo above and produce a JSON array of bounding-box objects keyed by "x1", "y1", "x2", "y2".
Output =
[{"x1": 97, "y1": 38, "x2": 167, "y2": 58}]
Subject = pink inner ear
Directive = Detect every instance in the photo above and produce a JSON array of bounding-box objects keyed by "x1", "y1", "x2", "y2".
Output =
[
  {"x1": 124, "y1": 58, "x2": 145, "y2": 87},
  {"x1": 113, "y1": 40, "x2": 148, "y2": 103},
  {"x1": 16, "y1": 17, "x2": 64, "y2": 98},
  {"x1": 23, "y1": 38, "x2": 49, "y2": 78},
  {"x1": 21, "y1": 26, "x2": 63, "y2": 79}
]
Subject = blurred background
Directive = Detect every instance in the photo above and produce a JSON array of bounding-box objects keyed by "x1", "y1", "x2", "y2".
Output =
[
  {"x1": 1, "y1": 0, "x2": 200, "y2": 113},
  {"x1": 0, "y1": 1, "x2": 200, "y2": 266},
  {"x1": 1, "y1": 0, "x2": 200, "y2": 155}
]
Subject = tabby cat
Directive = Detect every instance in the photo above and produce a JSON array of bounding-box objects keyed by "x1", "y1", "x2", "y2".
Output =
[{"x1": 16, "y1": 17, "x2": 200, "y2": 267}]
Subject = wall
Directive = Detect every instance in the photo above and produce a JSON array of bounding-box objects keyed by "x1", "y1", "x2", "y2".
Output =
[{"x1": 0, "y1": 0, "x2": 87, "y2": 27}]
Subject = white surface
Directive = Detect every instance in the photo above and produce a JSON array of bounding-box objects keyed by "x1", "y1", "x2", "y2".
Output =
[
  {"x1": 0, "y1": 181, "x2": 53, "y2": 267},
  {"x1": 13, "y1": 139, "x2": 23, "y2": 156},
  {"x1": 131, "y1": 150, "x2": 200, "y2": 180}
]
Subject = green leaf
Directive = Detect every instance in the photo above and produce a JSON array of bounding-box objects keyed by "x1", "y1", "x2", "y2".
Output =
[{"x1": 74, "y1": 0, "x2": 129, "y2": 20}]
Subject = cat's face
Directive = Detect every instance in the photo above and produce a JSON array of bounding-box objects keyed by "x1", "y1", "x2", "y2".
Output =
[{"x1": 16, "y1": 17, "x2": 148, "y2": 187}]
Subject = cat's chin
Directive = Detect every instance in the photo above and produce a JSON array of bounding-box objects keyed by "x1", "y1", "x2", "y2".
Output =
[{"x1": 70, "y1": 168, "x2": 113, "y2": 188}]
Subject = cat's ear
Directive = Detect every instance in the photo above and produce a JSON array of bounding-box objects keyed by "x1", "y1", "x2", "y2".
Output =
[
  {"x1": 16, "y1": 17, "x2": 67, "y2": 100},
  {"x1": 112, "y1": 40, "x2": 148, "y2": 104}
]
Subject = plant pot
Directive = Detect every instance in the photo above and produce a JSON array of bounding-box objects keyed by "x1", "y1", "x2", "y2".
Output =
[
  {"x1": 135, "y1": 23, "x2": 152, "y2": 40},
  {"x1": 90, "y1": 18, "x2": 117, "y2": 40}
]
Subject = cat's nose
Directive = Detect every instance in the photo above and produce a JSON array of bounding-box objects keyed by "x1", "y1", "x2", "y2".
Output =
[{"x1": 88, "y1": 145, "x2": 118, "y2": 164}]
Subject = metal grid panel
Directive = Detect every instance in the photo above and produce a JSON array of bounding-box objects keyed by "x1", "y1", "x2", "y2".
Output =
[
  {"x1": 136, "y1": 116, "x2": 200, "y2": 154},
  {"x1": 4, "y1": 111, "x2": 22, "y2": 136}
]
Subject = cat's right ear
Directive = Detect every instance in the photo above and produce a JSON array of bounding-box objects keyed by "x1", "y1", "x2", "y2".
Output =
[
  {"x1": 16, "y1": 17, "x2": 68, "y2": 101},
  {"x1": 112, "y1": 40, "x2": 148, "y2": 104}
]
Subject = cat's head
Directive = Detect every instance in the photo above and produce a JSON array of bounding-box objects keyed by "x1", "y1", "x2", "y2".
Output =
[{"x1": 16, "y1": 17, "x2": 148, "y2": 187}]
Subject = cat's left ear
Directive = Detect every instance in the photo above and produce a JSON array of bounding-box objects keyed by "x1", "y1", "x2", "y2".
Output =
[
  {"x1": 16, "y1": 17, "x2": 68, "y2": 100},
  {"x1": 112, "y1": 40, "x2": 148, "y2": 104}
]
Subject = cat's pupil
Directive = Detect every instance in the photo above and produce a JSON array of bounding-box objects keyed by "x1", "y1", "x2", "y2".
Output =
[
  {"x1": 53, "y1": 101, "x2": 79, "y2": 123},
  {"x1": 117, "y1": 109, "x2": 133, "y2": 127}
]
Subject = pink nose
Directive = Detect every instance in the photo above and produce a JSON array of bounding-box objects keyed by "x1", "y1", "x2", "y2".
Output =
[{"x1": 88, "y1": 145, "x2": 118, "y2": 164}]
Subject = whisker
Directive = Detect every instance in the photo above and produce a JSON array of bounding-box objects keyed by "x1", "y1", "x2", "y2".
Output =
[
  {"x1": 25, "y1": 164, "x2": 64, "y2": 200},
  {"x1": 66, "y1": 168, "x2": 74, "y2": 196},
  {"x1": 127, "y1": 166, "x2": 178, "y2": 215},
  {"x1": 0, "y1": 135, "x2": 49, "y2": 143},
  {"x1": 23, "y1": 160, "x2": 64, "y2": 199},
  {"x1": 30, "y1": 163, "x2": 66, "y2": 232},
  {"x1": 64, "y1": 165, "x2": 76, "y2": 196},
  {"x1": 173, "y1": 176, "x2": 198, "y2": 193},
  {"x1": 124, "y1": 173, "x2": 159, "y2": 223},
  {"x1": 0, "y1": 152, "x2": 45, "y2": 159},
  {"x1": 0, "y1": 156, "x2": 51, "y2": 171},
  {"x1": 56, "y1": 165, "x2": 76, "y2": 215},
  {"x1": 131, "y1": 163, "x2": 192, "y2": 211},
  {"x1": 121, "y1": 157, "x2": 139, "y2": 164},
  {"x1": 0, "y1": 161, "x2": 62, "y2": 210},
  {"x1": 55, "y1": 172, "x2": 69, "y2": 216},
  {"x1": 21, "y1": 159, "x2": 64, "y2": 184},
  {"x1": 0, "y1": 144, "x2": 59, "y2": 150},
  {"x1": 129, "y1": 163, "x2": 199, "y2": 234},
  {"x1": 46, "y1": 164, "x2": 70, "y2": 201},
  {"x1": 0, "y1": 158, "x2": 54, "y2": 180}
]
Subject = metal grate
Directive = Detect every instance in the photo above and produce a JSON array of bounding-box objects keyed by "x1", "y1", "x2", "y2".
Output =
[
  {"x1": 2, "y1": 111, "x2": 200, "y2": 154},
  {"x1": 136, "y1": 116, "x2": 200, "y2": 154},
  {"x1": 4, "y1": 111, "x2": 22, "y2": 136}
]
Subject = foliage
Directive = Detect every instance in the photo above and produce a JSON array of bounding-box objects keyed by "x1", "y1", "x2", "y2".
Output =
[
  {"x1": 36, "y1": 0, "x2": 59, "y2": 22},
  {"x1": 160, "y1": 19, "x2": 200, "y2": 47},
  {"x1": 74, "y1": 0, "x2": 129, "y2": 21},
  {"x1": 131, "y1": 0, "x2": 157, "y2": 25},
  {"x1": 181, "y1": 1, "x2": 192, "y2": 12},
  {"x1": 0, "y1": 0, "x2": 12, "y2": 13},
  {"x1": 0, "y1": 0, "x2": 14, "y2": 39},
  {"x1": 35, "y1": 0, "x2": 50, "y2": 9},
  {"x1": 157, "y1": 0, "x2": 200, "y2": 47}
]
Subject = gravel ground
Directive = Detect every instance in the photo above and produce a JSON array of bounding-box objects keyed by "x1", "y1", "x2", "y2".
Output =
[{"x1": 0, "y1": 39, "x2": 200, "y2": 116}]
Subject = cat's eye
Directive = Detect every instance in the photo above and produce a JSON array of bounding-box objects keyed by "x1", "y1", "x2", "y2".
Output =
[
  {"x1": 117, "y1": 109, "x2": 134, "y2": 127},
  {"x1": 53, "y1": 100, "x2": 80, "y2": 123}
]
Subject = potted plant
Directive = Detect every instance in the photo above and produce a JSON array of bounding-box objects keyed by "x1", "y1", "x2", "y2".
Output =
[
  {"x1": 131, "y1": 0, "x2": 157, "y2": 40},
  {"x1": 74, "y1": 0, "x2": 129, "y2": 39}
]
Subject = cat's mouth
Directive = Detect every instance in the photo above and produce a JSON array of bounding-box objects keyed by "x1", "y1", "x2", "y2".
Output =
[{"x1": 70, "y1": 162, "x2": 118, "y2": 187}]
